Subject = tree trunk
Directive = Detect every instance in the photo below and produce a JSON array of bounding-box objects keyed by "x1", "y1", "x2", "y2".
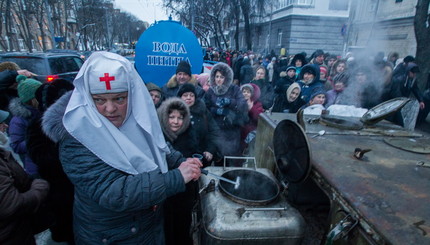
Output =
[
  {"x1": 239, "y1": 0, "x2": 252, "y2": 51},
  {"x1": 414, "y1": 0, "x2": 430, "y2": 89}
]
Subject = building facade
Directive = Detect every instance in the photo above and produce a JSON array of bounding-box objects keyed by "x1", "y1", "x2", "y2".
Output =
[
  {"x1": 229, "y1": 0, "x2": 350, "y2": 57},
  {"x1": 346, "y1": 0, "x2": 417, "y2": 58}
]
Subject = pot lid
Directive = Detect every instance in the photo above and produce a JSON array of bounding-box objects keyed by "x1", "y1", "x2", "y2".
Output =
[
  {"x1": 273, "y1": 119, "x2": 311, "y2": 183},
  {"x1": 383, "y1": 137, "x2": 430, "y2": 154},
  {"x1": 361, "y1": 97, "x2": 410, "y2": 125}
]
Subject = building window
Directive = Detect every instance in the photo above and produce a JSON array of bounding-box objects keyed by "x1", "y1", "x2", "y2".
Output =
[
  {"x1": 395, "y1": 0, "x2": 403, "y2": 2},
  {"x1": 277, "y1": 30, "x2": 283, "y2": 46},
  {"x1": 18, "y1": 39, "x2": 25, "y2": 51},
  {"x1": 279, "y1": 0, "x2": 314, "y2": 8},
  {"x1": 329, "y1": 0, "x2": 349, "y2": 11},
  {"x1": 5, "y1": 36, "x2": 10, "y2": 51}
]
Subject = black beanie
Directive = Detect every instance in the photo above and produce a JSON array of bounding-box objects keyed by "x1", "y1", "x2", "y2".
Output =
[
  {"x1": 403, "y1": 55, "x2": 415, "y2": 63},
  {"x1": 177, "y1": 83, "x2": 196, "y2": 97},
  {"x1": 176, "y1": 60, "x2": 192, "y2": 76}
]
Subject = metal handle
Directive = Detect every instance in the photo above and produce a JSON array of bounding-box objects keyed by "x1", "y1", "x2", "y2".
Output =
[{"x1": 236, "y1": 207, "x2": 287, "y2": 218}]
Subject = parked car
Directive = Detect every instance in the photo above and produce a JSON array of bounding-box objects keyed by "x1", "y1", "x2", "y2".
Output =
[{"x1": 0, "y1": 51, "x2": 84, "y2": 83}]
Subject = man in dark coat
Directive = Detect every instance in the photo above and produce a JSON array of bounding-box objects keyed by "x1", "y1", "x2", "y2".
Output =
[
  {"x1": 178, "y1": 83, "x2": 221, "y2": 165},
  {"x1": 162, "y1": 60, "x2": 205, "y2": 99}
]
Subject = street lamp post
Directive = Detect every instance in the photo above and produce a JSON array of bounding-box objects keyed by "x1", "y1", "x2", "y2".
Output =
[{"x1": 75, "y1": 23, "x2": 96, "y2": 50}]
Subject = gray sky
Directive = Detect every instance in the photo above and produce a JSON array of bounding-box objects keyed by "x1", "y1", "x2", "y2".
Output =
[{"x1": 114, "y1": 0, "x2": 171, "y2": 24}]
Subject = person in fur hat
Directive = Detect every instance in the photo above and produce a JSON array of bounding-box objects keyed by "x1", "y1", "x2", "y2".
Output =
[
  {"x1": 161, "y1": 60, "x2": 205, "y2": 99},
  {"x1": 26, "y1": 78, "x2": 75, "y2": 243},
  {"x1": 41, "y1": 51, "x2": 202, "y2": 244},
  {"x1": 157, "y1": 97, "x2": 199, "y2": 245},
  {"x1": 205, "y1": 62, "x2": 248, "y2": 160},
  {"x1": 8, "y1": 75, "x2": 42, "y2": 177},
  {"x1": 178, "y1": 83, "x2": 221, "y2": 165}
]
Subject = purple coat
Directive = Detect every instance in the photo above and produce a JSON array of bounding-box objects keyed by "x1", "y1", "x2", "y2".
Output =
[{"x1": 8, "y1": 98, "x2": 40, "y2": 176}]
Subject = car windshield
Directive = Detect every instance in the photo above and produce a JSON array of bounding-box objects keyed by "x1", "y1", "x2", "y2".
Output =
[{"x1": 0, "y1": 57, "x2": 48, "y2": 74}]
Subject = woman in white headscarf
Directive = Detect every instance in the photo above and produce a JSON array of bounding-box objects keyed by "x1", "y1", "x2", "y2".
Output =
[{"x1": 42, "y1": 51, "x2": 201, "y2": 245}]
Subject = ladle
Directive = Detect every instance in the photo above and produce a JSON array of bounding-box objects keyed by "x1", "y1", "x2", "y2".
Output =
[
  {"x1": 311, "y1": 130, "x2": 326, "y2": 138},
  {"x1": 201, "y1": 169, "x2": 240, "y2": 189}
]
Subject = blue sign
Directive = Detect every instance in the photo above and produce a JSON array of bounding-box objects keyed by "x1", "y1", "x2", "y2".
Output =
[{"x1": 135, "y1": 20, "x2": 203, "y2": 87}]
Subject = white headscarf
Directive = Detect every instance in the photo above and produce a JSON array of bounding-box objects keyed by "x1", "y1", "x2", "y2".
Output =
[{"x1": 63, "y1": 51, "x2": 169, "y2": 174}]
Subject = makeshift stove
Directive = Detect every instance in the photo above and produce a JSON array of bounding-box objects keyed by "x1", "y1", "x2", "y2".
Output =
[
  {"x1": 196, "y1": 165, "x2": 305, "y2": 245},
  {"x1": 195, "y1": 119, "x2": 312, "y2": 245}
]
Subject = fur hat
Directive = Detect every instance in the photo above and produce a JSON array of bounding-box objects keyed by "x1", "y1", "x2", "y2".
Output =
[
  {"x1": 35, "y1": 78, "x2": 75, "y2": 112},
  {"x1": 157, "y1": 97, "x2": 190, "y2": 142},
  {"x1": 16, "y1": 75, "x2": 42, "y2": 103},
  {"x1": 176, "y1": 60, "x2": 192, "y2": 76},
  {"x1": 146, "y1": 82, "x2": 161, "y2": 93},
  {"x1": 0, "y1": 61, "x2": 20, "y2": 72},
  {"x1": 209, "y1": 62, "x2": 233, "y2": 96},
  {"x1": 177, "y1": 83, "x2": 196, "y2": 97}
]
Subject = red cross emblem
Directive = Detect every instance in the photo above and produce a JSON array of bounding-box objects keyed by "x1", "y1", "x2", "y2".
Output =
[{"x1": 99, "y1": 73, "x2": 115, "y2": 90}]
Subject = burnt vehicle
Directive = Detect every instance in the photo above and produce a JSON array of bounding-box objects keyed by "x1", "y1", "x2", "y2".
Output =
[{"x1": 193, "y1": 98, "x2": 430, "y2": 245}]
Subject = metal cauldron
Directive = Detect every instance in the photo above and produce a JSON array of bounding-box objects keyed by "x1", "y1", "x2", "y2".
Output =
[{"x1": 218, "y1": 168, "x2": 280, "y2": 206}]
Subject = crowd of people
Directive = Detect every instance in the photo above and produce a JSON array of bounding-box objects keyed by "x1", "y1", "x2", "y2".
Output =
[{"x1": 0, "y1": 47, "x2": 429, "y2": 245}]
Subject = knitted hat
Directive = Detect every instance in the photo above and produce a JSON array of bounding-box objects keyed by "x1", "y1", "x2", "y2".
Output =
[
  {"x1": 35, "y1": 78, "x2": 75, "y2": 112},
  {"x1": 333, "y1": 72, "x2": 349, "y2": 85},
  {"x1": 177, "y1": 83, "x2": 196, "y2": 97},
  {"x1": 176, "y1": 60, "x2": 192, "y2": 76},
  {"x1": 16, "y1": 75, "x2": 42, "y2": 103},
  {"x1": 286, "y1": 66, "x2": 296, "y2": 72},
  {"x1": 0, "y1": 110, "x2": 9, "y2": 123},
  {"x1": 240, "y1": 83, "x2": 254, "y2": 95},
  {"x1": 146, "y1": 82, "x2": 161, "y2": 93},
  {"x1": 310, "y1": 87, "x2": 325, "y2": 100},
  {"x1": 320, "y1": 66, "x2": 328, "y2": 76}
]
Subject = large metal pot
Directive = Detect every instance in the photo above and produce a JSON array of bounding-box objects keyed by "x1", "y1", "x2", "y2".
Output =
[{"x1": 218, "y1": 169, "x2": 280, "y2": 206}]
